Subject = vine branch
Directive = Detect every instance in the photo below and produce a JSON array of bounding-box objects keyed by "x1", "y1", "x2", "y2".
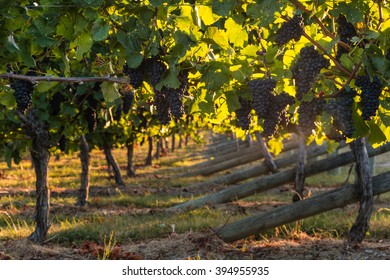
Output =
[{"x1": 0, "y1": 73, "x2": 128, "y2": 84}]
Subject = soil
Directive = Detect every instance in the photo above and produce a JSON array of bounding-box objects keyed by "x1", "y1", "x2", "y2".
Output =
[{"x1": 1, "y1": 232, "x2": 389, "y2": 260}]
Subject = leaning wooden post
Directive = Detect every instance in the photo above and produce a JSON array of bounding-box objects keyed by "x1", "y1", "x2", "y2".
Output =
[
  {"x1": 293, "y1": 132, "x2": 307, "y2": 202},
  {"x1": 348, "y1": 137, "x2": 373, "y2": 243},
  {"x1": 256, "y1": 133, "x2": 277, "y2": 173}
]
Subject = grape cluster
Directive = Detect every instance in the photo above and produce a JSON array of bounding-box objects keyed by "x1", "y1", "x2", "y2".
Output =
[
  {"x1": 114, "y1": 103, "x2": 123, "y2": 121},
  {"x1": 148, "y1": 58, "x2": 167, "y2": 87},
  {"x1": 58, "y1": 135, "x2": 66, "y2": 152},
  {"x1": 165, "y1": 87, "x2": 185, "y2": 120},
  {"x1": 275, "y1": 14, "x2": 304, "y2": 46},
  {"x1": 324, "y1": 89, "x2": 355, "y2": 138},
  {"x1": 84, "y1": 107, "x2": 97, "y2": 133},
  {"x1": 10, "y1": 79, "x2": 34, "y2": 113},
  {"x1": 386, "y1": 48, "x2": 390, "y2": 61},
  {"x1": 292, "y1": 46, "x2": 330, "y2": 100},
  {"x1": 336, "y1": 15, "x2": 357, "y2": 60},
  {"x1": 248, "y1": 78, "x2": 276, "y2": 118},
  {"x1": 355, "y1": 75, "x2": 382, "y2": 120},
  {"x1": 298, "y1": 98, "x2": 325, "y2": 135},
  {"x1": 123, "y1": 90, "x2": 134, "y2": 114},
  {"x1": 123, "y1": 64, "x2": 144, "y2": 89},
  {"x1": 154, "y1": 91, "x2": 172, "y2": 125},
  {"x1": 262, "y1": 92, "x2": 295, "y2": 137},
  {"x1": 326, "y1": 127, "x2": 346, "y2": 142},
  {"x1": 50, "y1": 92, "x2": 65, "y2": 116},
  {"x1": 235, "y1": 97, "x2": 252, "y2": 130}
]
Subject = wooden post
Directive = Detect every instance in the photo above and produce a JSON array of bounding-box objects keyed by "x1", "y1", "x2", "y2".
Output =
[
  {"x1": 348, "y1": 138, "x2": 373, "y2": 243},
  {"x1": 293, "y1": 132, "x2": 307, "y2": 201},
  {"x1": 216, "y1": 171, "x2": 390, "y2": 242},
  {"x1": 256, "y1": 133, "x2": 278, "y2": 173},
  {"x1": 171, "y1": 143, "x2": 390, "y2": 212}
]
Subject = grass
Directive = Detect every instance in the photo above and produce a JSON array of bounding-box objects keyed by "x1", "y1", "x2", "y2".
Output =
[{"x1": 0, "y1": 137, "x2": 390, "y2": 256}]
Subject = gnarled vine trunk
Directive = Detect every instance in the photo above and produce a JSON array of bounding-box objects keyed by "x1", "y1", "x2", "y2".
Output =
[
  {"x1": 145, "y1": 136, "x2": 153, "y2": 166},
  {"x1": 77, "y1": 135, "x2": 90, "y2": 206},
  {"x1": 126, "y1": 140, "x2": 136, "y2": 177},
  {"x1": 103, "y1": 143, "x2": 125, "y2": 188},
  {"x1": 24, "y1": 112, "x2": 51, "y2": 244},
  {"x1": 348, "y1": 137, "x2": 373, "y2": 243}
]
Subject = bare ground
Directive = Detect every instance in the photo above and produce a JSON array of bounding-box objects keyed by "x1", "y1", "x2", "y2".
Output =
[{"x1": 1, "y1": 232, "x2": 390, "y2": 260}]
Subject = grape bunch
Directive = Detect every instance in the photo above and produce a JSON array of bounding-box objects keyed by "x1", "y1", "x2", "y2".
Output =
[
  {"x1": 324, "y1": 89, "x2": 355, "y2": 138},
  {"x1": 123, "y1": 64, "x2": 144, "y2": 89},
  {"x1": 355, "y1": 75, "x2": 382, "y2": 120},
  {"x1": 326, "y1": 127, "x2": 346, "y2": 142},
  {"x1": 114, "y1": 103, "x2": 123, "y2": 121},
  {"x1": 165, "y1": 87, "x2": 185, "y2": 120},
  {"x1": 275, "y1": 14, "x2": 304, "y2": 46},
  {"x1": 292, "y1": 46, "x2": 330, "y2": 100},
  {"x1": 146, "y1": 57, "x2": 167, "y2": 87},
  {"x1": 58, "y1": 135, "x2": 66, "y2": 152},
  {"x1": 235, "y1": 97, "x2": 252, "y2": 130},
  {"x1": 84, "y1": 107, "x2": 97, "y2": 133},
  {"x1": 262, "y1": 92, "x2": 295, "y2": 137},
  {"x1": 154, "y1": 91, "x2": 172, "y2": 125},
  {"x1": 123, "y1": 90, "x2": 134, "y2": 114},
  {"x1": 50, "y1": 92, "x2": 65, "y2": 116},
  {"x1": 248, "y1": 78, "x2": 276, "y2": 118},
  {"x1": 386, "y1": 48, "x2": 390, "y2": 61},
  {"x1": 10, "y1": 79, "x2": 34, "y2": 113},
  {"x1": 336, "y1": 15, "x2": 357, "y2": 60},
  {"x1": 298, "y1": 98, "x2": 325, "y2": 135}
]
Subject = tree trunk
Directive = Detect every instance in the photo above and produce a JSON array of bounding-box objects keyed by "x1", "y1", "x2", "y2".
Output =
[
  {"x1": 103, "y1": 143, "x2": 125, "y2": 187},
  {"x1": 348, "y1": 138, "x2": 373, "y2": 243},
  {"x1": 145, "y1": 136, "x2": 153, "y2": 166},
  {"x1": 28, "y1": 138, "x2": 51, "y2": 244},
  {"x1": 126, "y1": 141, "x2": 136, "y2": 177},
  {"x1": 293, "y1": 132, "x2": 307, "y2": 202},
  {"x1": 216, "y1": 171, "x2": 390, "y2": 242},
  {"x1": 155, "y1": 137, "x2": 161, "y2": 159},
  {"x1": 171, "y1": 143, "x2": 390, "y2": 212},
  {"x1": 178, "y1": 130, "x2": 183, "y2": 149},
  {"x1": 185, "y1": 133, "x2": 189, "y2": 146},
  {"x1": 77, "y1": 135, "x2": 90, "y2": 207},
  {"x1": 256, "y1": 133, "x2": 277, "y2": 173},
  {"x1": 171, "y1": 133, "x2": 175, "y2": 152}
]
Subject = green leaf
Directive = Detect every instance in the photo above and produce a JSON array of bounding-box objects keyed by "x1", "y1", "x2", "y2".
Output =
[
  {"x1": 125, "y1": 53, "x2": 143, "y2": 69},
  {"x1": 6, "y1": 35, "x2": 19, "y2": 53},
  {"x1": 73, "y1": 32, "x2": 93, "y2": 61},
  {"x1": 0, "y1": 90, "x2": 16, "y2": 107},
  {"x1": 225, "y1": 18, "x2": 247, "y2": 48},
  {"x1": 330, "y1": 0, "x2": 368, "y2": 24},
  {"x1": 72, "y1": 0, "x2": 103, "y2": 7},
  {"x1": 203, "y1": 27, "x2": 230, "y2": 50},
  {"x1": 224, "y1": 91, "x2": 240, "y2": 112},
  {"x1": 212, "y1": 0, "x2": 235, "y2": 16},
  {"x1": 246, "y1": 1, "x2": 282, "y2": 26},
  {"x1": 197, "y1": 5, "x2": 221, "y2": 26},
  {"x1": 101, "y1": 82, "x2": 121, "y2": 102},
  {"x1": 352, "y1": 110, "x2": 369, "y2": 137},
  {"x1": 200, "y1": 62, "x2": 230, "y2": 91},
  {"x1": 92, "y1": 20, "x2": 110, "y2": 41},
  {"x1": 56, "y1": 15, "x2": 75, "y2": 41},
  {"x1": 368, "y1": 121, "x2": 387, "y2": 147}
]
